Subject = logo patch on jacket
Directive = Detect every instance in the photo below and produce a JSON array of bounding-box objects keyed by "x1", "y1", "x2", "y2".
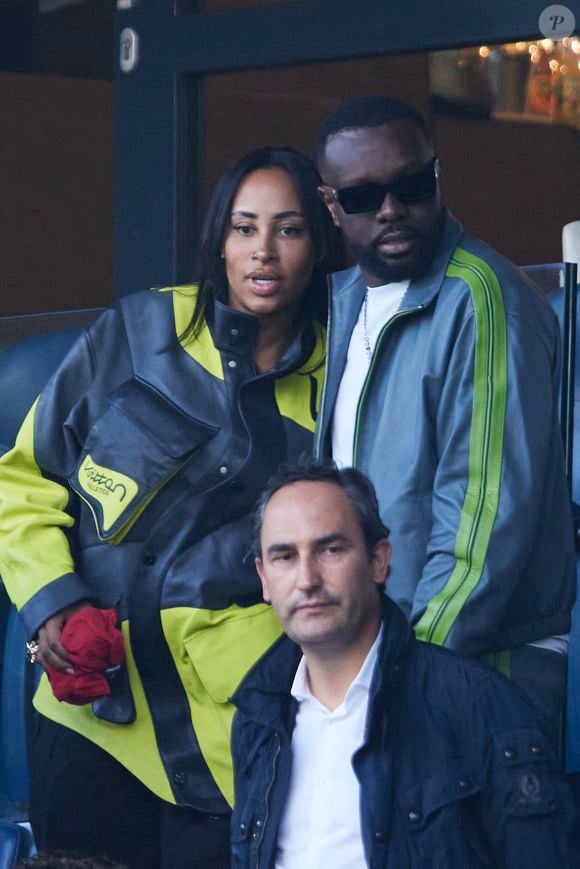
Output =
[
  {"x1": 515, "y1": 771, "x2": 542, "y2": 806},
  {"x1": 77, "y1": 454, "x2": 139, "y2": 531}
]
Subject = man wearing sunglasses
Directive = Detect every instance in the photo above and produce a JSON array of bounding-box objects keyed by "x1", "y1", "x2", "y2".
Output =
[{"x1": 313, "y1": 94, "x2": 574, "y2": 745}]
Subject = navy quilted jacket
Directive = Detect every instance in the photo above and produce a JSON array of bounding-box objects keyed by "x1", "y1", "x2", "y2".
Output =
[{"x1": 231, "y1": 597, "x2": 575, "y2": 868}]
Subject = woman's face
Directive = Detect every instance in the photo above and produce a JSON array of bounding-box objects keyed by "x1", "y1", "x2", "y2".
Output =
[{"x1": 224, "y1": 167, "x2": 316, "y2": 321}]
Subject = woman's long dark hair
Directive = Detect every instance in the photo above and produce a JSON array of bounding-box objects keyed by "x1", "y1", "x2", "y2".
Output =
[{"x1": 184, "y1": 146, "x2": 340, "y2": 341}]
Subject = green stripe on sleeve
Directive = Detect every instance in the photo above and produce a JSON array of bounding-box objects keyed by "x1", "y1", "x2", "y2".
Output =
[
  {"x1": 481, "y1": 649, "x2": 512, "y2": 678},
  {"x1": 415, "y1": 247, "x2": 507, "y2": 646}
]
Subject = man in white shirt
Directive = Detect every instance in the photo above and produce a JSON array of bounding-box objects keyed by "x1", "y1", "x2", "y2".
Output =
[
  {"x1": 312, "y1": 95, "x2": 574, "y2": 744},
  {"x1": 230, "y1": 461, "x2": 574, "y2": 869}
]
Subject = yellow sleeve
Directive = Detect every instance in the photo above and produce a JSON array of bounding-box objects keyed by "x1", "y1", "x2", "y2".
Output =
[{"x1": 0, "y1": 398, "x2": 78, "y2": 614}]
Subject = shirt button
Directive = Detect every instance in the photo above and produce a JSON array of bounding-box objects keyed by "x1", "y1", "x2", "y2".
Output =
[
  {"x1": 458, "y1": 778, "x2": 472, "y2": 789},
  {"x1": 142, "y1": 552, "x2": 156, "y2": 566},
  {"x1": 230, "y1": 328, "x2": 240, "y2": 337},
  {"x1": 375, "y1": 831, "x2": 387, "y2": 843},
  {"x1": 219, "y1": 465, "x2": 228, "y2": 475},
  {"x1": 504, "y1": 748, "x2": 516, "y2": 760},
  {"x1": 408, "y1": 810, "x2": 421, "y2": 823},
  {"x1": 228, "y1": 359, "x2": 237, "y2": 369},
  {"x1": 531, "y1": 744, "x2": 545, "y2": 756},
  {"x1": 173, "y1": 770, "x2": 187, "y2": 785}
]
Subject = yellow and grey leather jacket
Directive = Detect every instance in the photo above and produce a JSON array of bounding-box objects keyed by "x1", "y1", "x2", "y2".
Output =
[{"x1": 0, "y1": 284, "x2": 325, "y2": 812}]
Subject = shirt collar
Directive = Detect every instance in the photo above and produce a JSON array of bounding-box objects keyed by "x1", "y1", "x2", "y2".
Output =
[
  {"x1": 365, "y1": 279, "x2": 409, "y2": 295},
  {"x1": 291, "y1": 626, "x2": 384, "y2": 707}
]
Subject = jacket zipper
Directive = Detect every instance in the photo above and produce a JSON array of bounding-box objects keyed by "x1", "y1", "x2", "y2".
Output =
[
  {"x1": 255, "y1": 732, "x2": 281, "y2": 869},
  {"x1": 353, "y1": 305, "x2": 424, "y2": 466},
  {"x1": 313, "y1": 275, "x2": 333, "y2": 460}
]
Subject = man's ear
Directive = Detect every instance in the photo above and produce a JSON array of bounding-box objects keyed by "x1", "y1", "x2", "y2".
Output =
[
  {"x1": 371, "y1": 538, "x2": 391, "y2": 589},
  {"x1": 317, "y1": 185, "x2": 342, "y2": 228},
  {"x1": 255, "y1": 556, "x2": 271, "y2": 603}
]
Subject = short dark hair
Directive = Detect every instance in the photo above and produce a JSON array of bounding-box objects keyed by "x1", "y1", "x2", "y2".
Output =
[
  {"x1": 185, "y1": 146, "x2": 339, "y2": 340},
  {"x1": 315, "y1": 95, "x2": 431, "y2": 165},
  {"x1": 252, "y1": 459, "x2": 389, "y2": 558}
]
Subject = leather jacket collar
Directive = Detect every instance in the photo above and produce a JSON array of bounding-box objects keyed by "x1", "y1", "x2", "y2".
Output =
[
  {"x1": 207, "y1": 297, "x2": 319, "y2": 374},
  {"x1": 232, "y1": 595, "x2": 412, "y2": 732}
]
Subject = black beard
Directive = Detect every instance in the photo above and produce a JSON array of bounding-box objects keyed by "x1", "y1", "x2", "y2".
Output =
[
  {"x1": 349, "y1": 240, "x2": 421, "y2": 284},
  {"x1": 348, "y1": 211, "x2": 446, "y2": 285}
]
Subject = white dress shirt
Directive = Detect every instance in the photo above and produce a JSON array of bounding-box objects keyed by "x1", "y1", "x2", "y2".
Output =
[{"x1": 274, "y1": 629, "x2": 383, "y2": 869}]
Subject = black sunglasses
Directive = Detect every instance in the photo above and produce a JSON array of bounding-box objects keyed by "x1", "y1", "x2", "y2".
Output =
[{"x1": 323, "y1": 158, "x2": 440, "y2": 214}]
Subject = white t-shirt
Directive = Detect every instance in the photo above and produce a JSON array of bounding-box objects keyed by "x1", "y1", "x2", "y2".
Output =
[
  {"x1": 332, "y1": 281, "x2": 408, "y2": 468},
  {"x1": 274, "y1": 630, "x2": 383, "y2": 869}
]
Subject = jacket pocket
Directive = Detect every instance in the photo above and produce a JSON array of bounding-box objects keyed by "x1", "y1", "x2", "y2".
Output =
[
  {"x1": 69, "y1": 379, "x2": 218, "y2": 540},
  {"x1": 398, "y1": 762, "x2": 492, "y2": 868},
  {"x1": 183, "y1": 604, "x2": 282, "y2": 704},
  {"x1": 490, "y1": 725, "x2": 562, "y2": 818}
]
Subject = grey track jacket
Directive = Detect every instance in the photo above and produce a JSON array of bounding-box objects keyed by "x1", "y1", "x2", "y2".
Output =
[{"x1": 315, "y1": 213, "x2": 575, "y2": 654}]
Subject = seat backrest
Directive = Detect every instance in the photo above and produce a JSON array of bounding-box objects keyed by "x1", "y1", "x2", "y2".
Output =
[
  {"x1": 0, "y1": 820, "x2": 34, "y2": 867},
  {"x1": 0, "y1": 329, "x2": 82, "y2": 451}
]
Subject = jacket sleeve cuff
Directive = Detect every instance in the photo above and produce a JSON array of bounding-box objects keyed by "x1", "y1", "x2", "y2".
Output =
[{"x1": 19, "y1": 573, "x2": 94, "y2": 640}]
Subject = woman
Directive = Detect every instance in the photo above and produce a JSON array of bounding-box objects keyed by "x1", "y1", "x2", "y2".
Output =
[{"x1": 0, "y1": 147, "x2": 336, "y2": 868}]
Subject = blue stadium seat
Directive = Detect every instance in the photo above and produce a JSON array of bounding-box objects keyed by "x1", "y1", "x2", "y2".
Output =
[
  {"x1": 0, "y1": 327, "x2": 90, "y2": 869},
  {"x1": 0, "y1": 821, "x2": 34, "y2": 866},
  {"x1": 0, "y1": 329, "x2": 83, "y2": 450}
]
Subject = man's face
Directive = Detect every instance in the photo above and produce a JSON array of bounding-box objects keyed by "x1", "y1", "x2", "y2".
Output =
[
  {"x1": 256, "y1": 481, "x2": 390, "y2": 653},
  {"x1": 319, "y1": 119, "x2": 445, "y2": 287}
]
